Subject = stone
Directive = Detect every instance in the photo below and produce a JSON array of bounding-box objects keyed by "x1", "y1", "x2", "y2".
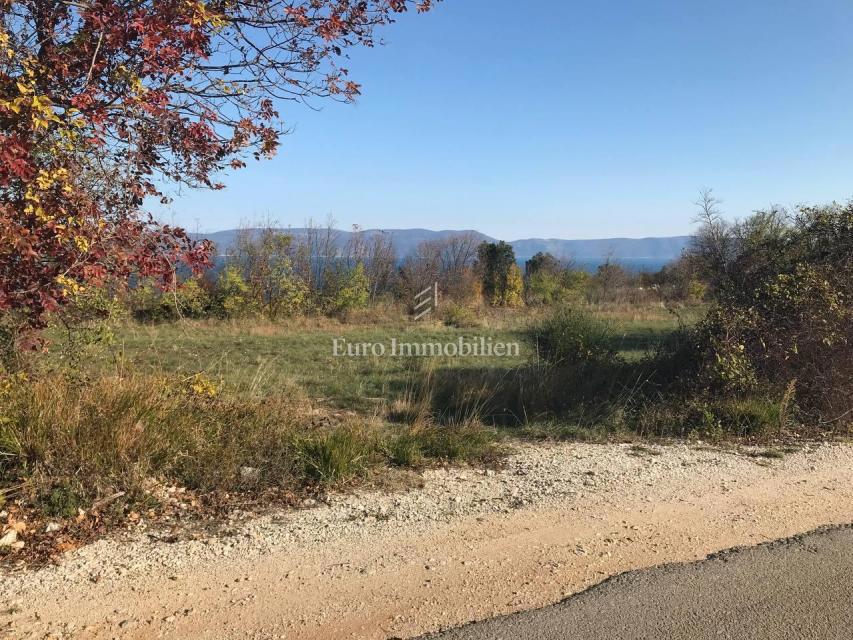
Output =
[{"x1": 0, "y1": 529, "x2": 17, "y2": 547}]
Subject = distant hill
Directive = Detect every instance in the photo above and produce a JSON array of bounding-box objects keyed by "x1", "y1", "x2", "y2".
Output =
[{"x1": 194, "y1": 228, "x2": 692, "y2": 272}]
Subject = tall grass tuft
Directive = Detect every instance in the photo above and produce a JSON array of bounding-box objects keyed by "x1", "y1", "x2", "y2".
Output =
[{"x1": 295, "y1": 427, "x2": 373, "y2": 483}]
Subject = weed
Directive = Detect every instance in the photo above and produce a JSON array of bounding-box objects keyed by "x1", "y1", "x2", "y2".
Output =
[
  {"x1": 40, "y1": 484, "x2": 83, "y2": 518},
  {"x1": 383, "y1": 432, "x2": 424, "y2": 467},
  {"x1": 417, "y1": 423, "x2": 499, "y2": 463},
  {"x1": 295, "y1": 427, "x2": 372, "y2": 484}
]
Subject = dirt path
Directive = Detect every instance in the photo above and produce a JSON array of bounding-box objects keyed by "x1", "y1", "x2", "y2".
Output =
[{"x1": 3, "y1": 442, "x2": 852, "y2": 640}]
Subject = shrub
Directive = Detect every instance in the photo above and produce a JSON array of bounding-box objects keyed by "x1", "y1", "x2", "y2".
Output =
[
  {"x1": 685, "y1": 203, "x2": 853, "y2": 427},
  {"x1": 48, "y1": 284, "x2": 127, "y2": 370},
  {"x1": 213, "y1": 266, "x2": 256, "y2": 318},
  {"x1": 440, "y1": 301, "x2": 482, "y2": 328},
  {"x1": 634, "y1": 391, "x2": 793, "y2": 439},
  {"x1": 231, "y1": 227, "x2": 311, "y2": 319},
  {"x1": 126, "y1": 279, "x2": 169, "y2": 321},
  {"x1": 531, "y1": 306, "x2": 619, "y2": 367},
  {"x1": 127, "y1": 277, "x2": 212, "y2": 321},
  {"x1": 323, "y1": 262, "x2": 370, "y2": 315},
  {"x1": 171, "y1": 277, "x2": 212, "y2": 319},
  {"x1": 524, "y1": 270, "x2": 563, "y2": 306}
]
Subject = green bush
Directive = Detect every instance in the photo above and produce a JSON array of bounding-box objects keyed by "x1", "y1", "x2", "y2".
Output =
[
  {"x1": 171, "y1": 278, "x2": 212, "y2": 318},
  {"x1": 525, "y1": 270, "x2": 564, "y2": 306},
  {"x1": 440, "y1": 301, "x2": 482, "y2": 328},
  {"x1": 127, "y1": 280, "x2": 169, "y2": 321},
  {"x1": 685, "y1": 203, "x2": 853, "y2": 427},
  {"x1": 323, "y1": 263, "x2": 370, "y2": 315},
  {"x1": 128, "y1": 277, "x2": 212, "y2": 321},
  {"x1": 49, "y1": 284, "x2": 126, "y2": 370},
  {"x1": 531, "y1": 306, "x2": 619, "y2": 367},
  {"x1": 213, "y1": 266, "x2": 256, "y2": 318},
  {"x1": 40, "y1": 484, "x2": 83, "y2": 518}
]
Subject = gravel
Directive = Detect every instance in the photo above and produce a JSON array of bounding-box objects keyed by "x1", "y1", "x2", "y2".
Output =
[{"x1": 0, "y1": 440, "x2": 838, "y2": 599}]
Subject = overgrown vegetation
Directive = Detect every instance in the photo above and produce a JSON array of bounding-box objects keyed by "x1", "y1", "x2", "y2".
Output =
[
  {"x1": 687, "y1": 202, "x2": 853, "y2": 427},
  {"x1": 2, "y1": 199, "x2": 852, "y2": 544},
  {"x1": 0, "y1": 369, "x2": 500, "y2": 519},
  {"x1": 412, "y1": 200, "x2": 853, "y2": 440}
]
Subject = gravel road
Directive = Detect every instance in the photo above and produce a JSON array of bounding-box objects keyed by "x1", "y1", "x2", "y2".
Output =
[
  {"x1": 2, "y1": 441, "x2": 852, "y2": 639},
  {"x1": 424, "y1": 525, "x2": 853, "y2": 639}
]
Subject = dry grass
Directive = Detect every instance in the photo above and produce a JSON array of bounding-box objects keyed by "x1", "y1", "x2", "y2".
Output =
[
  {"x1": 0, "y1": 368, "x2": 501, "y2": 520},
  {"x1": 0, "y1": 373, "x2": 310, "y2": 499}
]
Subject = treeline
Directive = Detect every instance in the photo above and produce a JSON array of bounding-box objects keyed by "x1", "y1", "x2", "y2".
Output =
[{"x1": 128, "y1": 223, "x2": 706, "y2": 322}]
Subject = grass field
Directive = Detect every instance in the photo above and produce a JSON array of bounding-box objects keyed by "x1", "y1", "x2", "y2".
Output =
[
  {"x1": 1, "y1": 302, "x2": 722, "y2": 539},
  {"x1": 55, "y1": 303, "x2": 701, "y2": 416}
]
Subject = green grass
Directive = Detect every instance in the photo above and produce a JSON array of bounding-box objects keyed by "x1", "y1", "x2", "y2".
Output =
[
  {"x1": 600, "y1": 305, "x2": 706, "y2": 361},
  {"x1": 56, "y1": 320, "x2": 530, "y2": 412},
  {"x1": 49, "y1": 304, "x2": 693, "y2": 415}
]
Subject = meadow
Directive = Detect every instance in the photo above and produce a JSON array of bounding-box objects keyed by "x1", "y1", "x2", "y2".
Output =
[{"x1": 58, "y1": 302, "x2": 696, "y2": 415}]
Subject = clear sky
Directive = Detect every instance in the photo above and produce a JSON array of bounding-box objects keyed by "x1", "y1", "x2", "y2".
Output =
[{"x1": 161, "y1": 0, "x2": 853, "y2": 240}]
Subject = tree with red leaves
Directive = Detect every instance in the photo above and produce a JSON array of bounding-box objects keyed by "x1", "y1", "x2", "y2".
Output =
[{"x1": 0, "y1": 0, "x2": 436, "y2": 343}]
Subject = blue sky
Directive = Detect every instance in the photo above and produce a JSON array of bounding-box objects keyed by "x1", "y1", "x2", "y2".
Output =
[{"x1": 161, "y1": 0, "x2": 853, "y2": 240}]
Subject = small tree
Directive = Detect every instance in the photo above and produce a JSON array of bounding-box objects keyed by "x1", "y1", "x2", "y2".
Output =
[
  {"x1": 562, "y1": 269, "x2": 592, "y2": 301},
  {"x1": 231, "y1": 226, "x2": 309, "y2": 319},
  {"x1": 502, "y1": 263, "x2": 524, "y2": 307},
  {"x1": 324, "y1": 262, "x2": 370, "y2": 315},
  {"x1": 524, "y1": 252, "x2": 567, "y2": 306},
  {"x1": 525, "y1": 252, "x2": 563, "y2": 278},
  {"x1": 398, "y1": 233, "x2": 480, "y2": 306},
  {"x1": 477, "y1": 241, "x2": 521, "y2": 307},
  {"x1": 345, "y1": 226, "x2": 398, "y2": 302},
  {"x1": 590, "y1": 255, "x2": 629, "y2": 303},
  {"x1": 214, "y1": 266, "x2": 255, "y2": 319}
]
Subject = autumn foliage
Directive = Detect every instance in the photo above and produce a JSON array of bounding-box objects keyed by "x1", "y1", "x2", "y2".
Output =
[{"x1": 0, "y1": 0, "x2": 436, "y2": 338}]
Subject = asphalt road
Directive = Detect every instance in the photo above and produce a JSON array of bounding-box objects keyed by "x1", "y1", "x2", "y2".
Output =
[{"x1": 422, "y1": 525, "x2": 853, "y2": 640}]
